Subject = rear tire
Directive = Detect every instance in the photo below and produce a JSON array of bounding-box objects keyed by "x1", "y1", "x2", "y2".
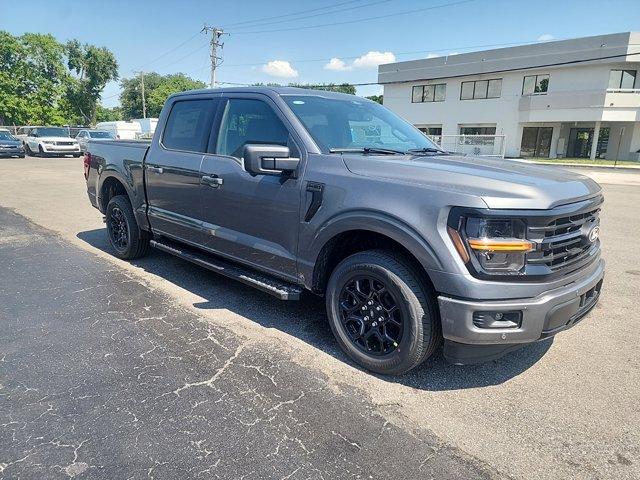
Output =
[
  {"x1": 25, "y1": 143, "x2": 33, "y2": 156},
  {"x1": 105, "y1": 195, "x2": 150, "y2": 260},
  {"x1": 326, "y1": 249, "x2": 440, "y2": 375}
]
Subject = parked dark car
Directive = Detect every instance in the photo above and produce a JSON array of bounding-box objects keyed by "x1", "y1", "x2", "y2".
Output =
[
  {"x1": 84, "y1": 87, "x2": 604, "y2": 375},
  {"x1": 0, "y1": 131, "x2": 25, "y2": 158}
]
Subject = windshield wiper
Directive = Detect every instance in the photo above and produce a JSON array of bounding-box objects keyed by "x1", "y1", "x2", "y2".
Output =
[
  {"x1": 329, "y1": 147, "x2": 405, "y2": 155},
  {"x1": 407, "y1": 147, "x2": 449, "y2": 155},
  {"x1": 405, "y1": 147, "x2": 448, "y2": 155}
]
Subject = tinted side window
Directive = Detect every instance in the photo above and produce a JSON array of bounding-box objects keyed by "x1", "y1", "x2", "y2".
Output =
[
  {"x1": 216, "y1": 99, "x2": 289, "y2": 158},
  {"x1": 163, "y1": 99, "x2": 215, "y2": 153}
]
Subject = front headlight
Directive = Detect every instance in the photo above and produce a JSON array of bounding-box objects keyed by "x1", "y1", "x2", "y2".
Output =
[
  {"x1": 42, "y1": 140, "x2": 54, "y2": 144},
  {"x1": 448, "y1": 216, "x2": 535, "y2": 275}
]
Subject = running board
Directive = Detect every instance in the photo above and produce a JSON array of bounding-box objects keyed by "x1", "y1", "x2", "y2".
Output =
[{"x1": 149, "y1": 239, "x2": 303, "y2": 300}]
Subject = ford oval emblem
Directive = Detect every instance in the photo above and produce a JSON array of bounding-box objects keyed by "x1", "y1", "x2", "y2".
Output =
[{"x1": 588, "y1": 225, "x2": 600, "y2": 243}]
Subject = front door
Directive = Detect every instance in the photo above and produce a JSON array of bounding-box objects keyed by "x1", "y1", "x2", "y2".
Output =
[
  {"x1": 520, "y1": 127, "x2": 553, "y2": 157},
  {"x1": 145, "y1": 97, "x2": 219, "y2": 244},
  {"x1": 198, "y1": 95, "x2": 303, "y2": 280}
]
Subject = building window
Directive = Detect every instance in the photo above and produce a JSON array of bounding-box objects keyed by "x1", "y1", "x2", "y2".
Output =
[
  {"x1": 608, "y1": 70, "x2": 637, "y2": 89},
  {"x1": 460, "y1": 126, "x2": 496, "y2": 135},
  {"x1": 412, "y1": 83, "x2": 446, "y2": 102},
  {"x1": 460, "y1": 79, "x2": 502, "y2": 100},
  {"x1": 522, "y1": 74, "x2": 549, "y2": 95},
  {"x1": 417, "y1": 126, "x2": 442, "y2": 136}
]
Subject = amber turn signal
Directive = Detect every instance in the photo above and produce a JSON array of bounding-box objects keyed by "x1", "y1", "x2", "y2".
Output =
[
  {"x1": 447, "y1": 226, "x2": 470, "y2": 263},
  {"x1": 467, "y1": 238, "x2": 534, "y2": 252}
]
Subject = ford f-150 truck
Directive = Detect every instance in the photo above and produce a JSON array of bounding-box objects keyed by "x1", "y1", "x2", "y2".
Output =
[{"x1": 84, "y1": 87, "x2": 604, "y2": 375}]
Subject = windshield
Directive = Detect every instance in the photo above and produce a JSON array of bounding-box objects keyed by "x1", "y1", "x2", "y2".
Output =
[
  {"x1": 0, "y1": 132, "x2": 17, "y2": 141},
  {"x1": 283, "y1": 95, "x2": 439, "y2": 154},
  {"x1": 89, "y1": 131, "x2": 113, "y2": 139},
  {"x1": 39, "y1": 127, "x2": 69, "y2": 137}
]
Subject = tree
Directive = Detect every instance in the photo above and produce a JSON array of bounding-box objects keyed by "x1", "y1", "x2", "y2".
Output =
[
  {"x1": 95, "y1": 105, "x2": 122, "y2": 122},
  {"x1": 119, "y1": 72, "x2": 205, "y2": 119},
  {"x1": 0, "y1": 31, "x2": 69, "y2": 126},
  {"x1": 366, "y1": 94, "x2": 383, "y2": 104},
  {"x1": 64, "y1": 40, "x2": 118, "y2": 125},
  {"x1": 147, "y1": 74, "x2": 206, "y2": 117}
]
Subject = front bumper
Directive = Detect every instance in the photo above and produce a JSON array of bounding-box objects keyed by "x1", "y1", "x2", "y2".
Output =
[
  {"x1": 41, "y1": 144, "x2": 81, "y2": 154},
  {"x1": 0, "y1": 146, "x2": 24, "y2": 156},
  {"x1": 438, "y1": 258, "x2": 604, "y2": 364}
]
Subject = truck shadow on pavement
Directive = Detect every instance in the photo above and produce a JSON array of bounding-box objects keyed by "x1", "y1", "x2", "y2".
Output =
[{"x1": 77, "y1": 229, "x2": 553, "y2": 391}]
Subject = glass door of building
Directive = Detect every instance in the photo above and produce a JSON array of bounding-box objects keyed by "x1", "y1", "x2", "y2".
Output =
[
  {"x1": 520, "y1": 127, "x2": 553, "y2": 157},
  {"x1": 567, "y1": 128, "x2": 610, "y2": 158}
]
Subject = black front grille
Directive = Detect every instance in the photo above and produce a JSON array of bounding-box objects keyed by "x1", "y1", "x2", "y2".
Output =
[{"x1": 525, "y1": 198, "x2": 602, "y2": 275}]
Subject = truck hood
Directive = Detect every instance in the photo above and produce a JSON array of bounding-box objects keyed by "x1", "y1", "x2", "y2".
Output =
[{"x1": 342, "y1": 154, "x2": 602, "y2": 209}]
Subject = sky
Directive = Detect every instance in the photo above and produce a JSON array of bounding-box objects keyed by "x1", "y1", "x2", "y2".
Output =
[{"x1": 2, "y1": 0, "x2": 639, "y2": 108}]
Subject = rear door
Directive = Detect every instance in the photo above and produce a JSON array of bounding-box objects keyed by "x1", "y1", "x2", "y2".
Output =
[
  {"x1": 198, "y1": 94, "x2": 303, "y2": 280},
  {"x1": 145, "y1": 96, "x2": 221, "y2": 244}
]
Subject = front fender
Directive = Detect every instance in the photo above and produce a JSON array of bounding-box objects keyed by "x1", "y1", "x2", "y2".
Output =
[{"x1": 299, "y1": 209, "x2": 444, "y2": 291}]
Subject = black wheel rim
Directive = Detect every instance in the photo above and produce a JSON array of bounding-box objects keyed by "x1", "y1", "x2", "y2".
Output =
[
  {"x1": 108, "y1": 206, "x2": 128, "y2": 251},
  {"x1": 338, "y1": 276, "x2": 403, "y2": 356}
]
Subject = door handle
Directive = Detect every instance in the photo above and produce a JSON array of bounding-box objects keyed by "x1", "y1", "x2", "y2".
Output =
[
  {"x1": 146, "y1": 165, "x2": 163, "y2": 174},
  {"x1": 202, "y1": 175, "x2": 223, "y2": 187}
]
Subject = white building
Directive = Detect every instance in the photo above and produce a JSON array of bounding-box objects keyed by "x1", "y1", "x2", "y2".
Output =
[{"x1": 378, "y1": 32, "x2": 640, "y2": 160}]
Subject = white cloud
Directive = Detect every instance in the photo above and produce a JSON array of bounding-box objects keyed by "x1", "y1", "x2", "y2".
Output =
[
  {"x1": 353, "y1": 51, "x2": 396, "y2": 68},
  {"x1": 324, "y1": 57, "x2": 351, "y2": 71},
  {"x1": 537, "y1": 33, "x2": 554, "y2": 41},
  {"x1": 261, "y1": 60, "x2": 298, "y2": 78},
  {"x1": 426, "y1": 53, "x2": 440, "y2": 59},
  {"x1": 448, "y1": 52, "x2": 460, "y2": 56}
]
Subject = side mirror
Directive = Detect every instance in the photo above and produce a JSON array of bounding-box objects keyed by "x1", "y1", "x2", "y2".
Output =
[{"x1": 243, "y1": 144, "x2": 300, "y2": 176}]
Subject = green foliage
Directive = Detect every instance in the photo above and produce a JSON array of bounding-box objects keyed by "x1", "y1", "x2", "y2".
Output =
[
  {"x1": 0, "y1": 31, "x2": 118, "y2": 127},
  {"x1": 65, "y1": 40, "x2": 118, "y2": 124},
  {"x1": 96, "y1": 105, "x2": 123, "y2": 122},
  {"x1": 0, "y1": 31, "x2": 69, "y2": 125},
  {"x1": 253, "y1": 82, "x2": 356, "y2": 95},
  {"x1": 366, "y1": 94, "x2": 383, "y2": 104},
  {"x1": 119, "y1": 72, "x2": 205, "y2": 119}
]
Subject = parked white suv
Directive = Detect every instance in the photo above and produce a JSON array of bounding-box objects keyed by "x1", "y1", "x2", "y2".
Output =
[{"x1": 23, "y1": 127, "x2": 81, "y2": 157}]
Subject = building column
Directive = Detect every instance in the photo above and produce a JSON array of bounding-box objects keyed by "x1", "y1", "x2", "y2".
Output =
[{"x1": 590, "y1": 121, "x2": 601, "y2": 160}]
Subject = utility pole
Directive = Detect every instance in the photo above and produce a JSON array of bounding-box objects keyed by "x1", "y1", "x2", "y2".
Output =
[
  {"x1": 202, "y1": 25, "x2": 225, "y2": 88},
  {"x1": 133, "y1": 71, "x2": 146, "y2": 118}
]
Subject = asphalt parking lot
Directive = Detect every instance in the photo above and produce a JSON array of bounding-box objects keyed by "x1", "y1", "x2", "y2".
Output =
[{"x1": 1, "y1": 156, "x2": 639, "y2": 479}]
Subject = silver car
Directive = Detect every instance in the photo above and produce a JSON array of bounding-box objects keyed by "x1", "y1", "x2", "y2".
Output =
[{"x1": 75, "y1": 129, "x2": 115, "y2": 152}]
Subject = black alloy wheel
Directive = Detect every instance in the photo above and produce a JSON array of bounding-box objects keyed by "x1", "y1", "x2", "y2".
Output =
[
  {"x1": 325, "y1": 249, "x2": 441, "y2": 375},
  {"x1": 339, "y1": 275, "x2": 403, "y2": 356},
  {"x1": 107, "y1": 205, "x2": 129, "y2": 253}
]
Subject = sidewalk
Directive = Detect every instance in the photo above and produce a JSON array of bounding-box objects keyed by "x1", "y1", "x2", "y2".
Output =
[{"x1": 512, "y1": 158, "x2": 640, "y2": 171}]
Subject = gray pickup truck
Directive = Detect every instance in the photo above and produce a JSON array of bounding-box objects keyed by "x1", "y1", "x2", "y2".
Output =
[{"x1": 84, "y1": 87, "x2": 604, "y2": 375}]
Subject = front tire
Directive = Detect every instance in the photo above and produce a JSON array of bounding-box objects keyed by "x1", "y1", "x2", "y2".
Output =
[
  {"x1": 38, "y1": 145, "x2": 47, "y2": 157},
  {"x1": 105, "y1": 195, "x2": 150, "y2": 259},
  {"x1": 326, "y1": 250, "x2": 440, "y2": 375}
]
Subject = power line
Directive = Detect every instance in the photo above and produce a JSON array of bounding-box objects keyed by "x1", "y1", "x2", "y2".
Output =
[
  {"x1": 140, "y1": 31, "x2": 202, "y2": 69},
  {"x1": 227, "y1": 0, "x2": 476, "y2": 34},
  {"x1": 155, "y1": 41, "x2": 210, "y2": 71},
  {"x1": 224, "y1": 0, "x2": 392, "y2": 30},
  {"x1": 221, "y1": 0, "x2": 369, "y2": 28},
  {"x1": 219, "y1": 40, "x2": 560, "y2": 69},
  {"x1": 216, "y1": 50, "x2": 640, "y2": 88}
]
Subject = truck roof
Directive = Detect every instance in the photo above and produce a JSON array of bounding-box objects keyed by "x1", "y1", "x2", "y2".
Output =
[{"x1": 169, "y1": 86, "x2": 366, "y2": 102}]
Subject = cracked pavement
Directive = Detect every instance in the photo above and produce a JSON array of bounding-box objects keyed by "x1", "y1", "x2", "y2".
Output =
[
  {"x1": 0, "y1": 157, "x2": 639, "y2": 479},
  {"x1": 0, "y1": 208, "x2": 496, "y2": 479}
]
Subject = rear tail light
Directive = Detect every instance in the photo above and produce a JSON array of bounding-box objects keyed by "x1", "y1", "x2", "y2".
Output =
[{"x1": 83, "y1": 152, "x2": 91, "y2": 179}]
